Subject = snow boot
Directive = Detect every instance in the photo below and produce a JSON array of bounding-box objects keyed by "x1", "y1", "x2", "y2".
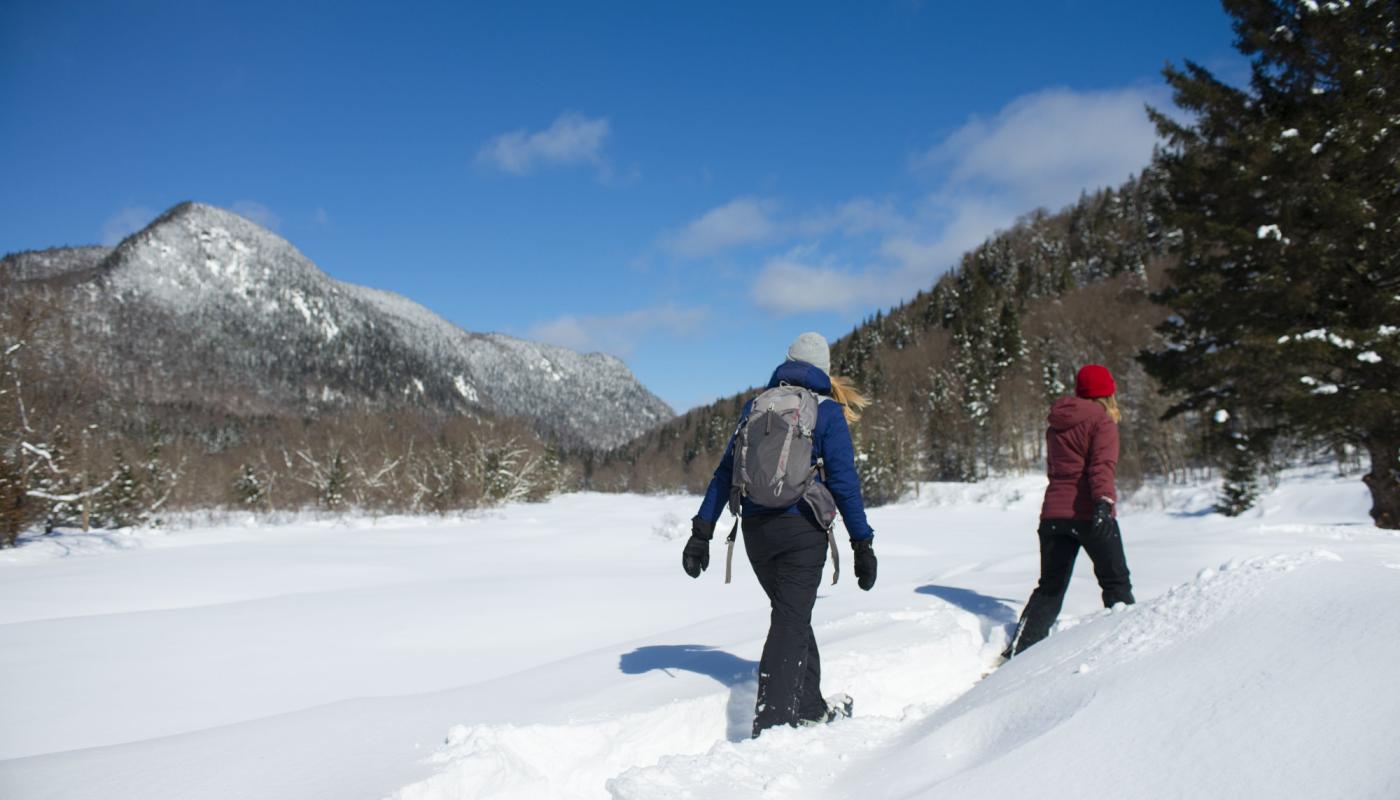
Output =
[{"x1": 801, "y1": 693, "x2": 853, "y2": 727}]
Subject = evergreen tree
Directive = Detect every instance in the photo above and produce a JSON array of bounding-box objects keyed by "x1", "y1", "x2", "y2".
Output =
[
  {"x1": 993, "y1": 302, "x2": 1026, "y2": 372},
  {"x1": 91, "y1": 440, "x2": 179, "y2": 528},
  {"x1": 139, "y1": 439, "x2": 175, "y2": 523},
  {"x1": 925, "y1": 367, "x2": 976, "y2": 481},
  {"x1": 95, "y1": 449, "x2": 144, "y2": 528},
  {"x1": 855, "y1": 413, "x2": 912, "y2": 506},
  {"x1": 1217, "y1": 446, "x2": 1261, "y2": 517},
  {"x1": 232, "y1": 463, "x2": 267, "y2": 509},
  {"x1": 1041, "y1": 352, "x2": 1068, "y2": 406},
  {"x1": 528, "y1": 442, "x2": 567, "y2": 502},
  {"x1": 1142, "y1": 0, "x2": 1400, "y2": 528},
  {"x1": 323, "y1": 451, "x2": 348, "y2": 510}
]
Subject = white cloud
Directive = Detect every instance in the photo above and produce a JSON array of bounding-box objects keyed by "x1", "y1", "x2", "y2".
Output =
[
  {"x1": 664, "y1": 197, "x2": 779, "y2": 258},
  {"x1": 750, "y1": 252, "x2": 882, "y2": 315},
  {"x1": 915, "y1": 85, "x2": 1164, "y2": 210},
  {"x1": 100, "y1": 206, "x2": 154, "y2": 246},
  {"x1": 748, "y1": 200, "x2": 1022, "y2": 315},
  {"x1": 796, "y1": 198, "x2": 908, "y2": 238},
  {"x1": 476, "y1": 112, "x2": 611, "y2": 175},
  {"x1": 664, "y1": 196, "x2": 905, "y2": 261},
  {"x1": 747, "y1": 84, "x2": 1165, "y2": 315},
  {"x1": 528, "y1": 304, "x2": 708, "y2": 357},
  {"x1": 879, "y1": 196, "x2": 1021, "y2": 275},
  {"x1": 232, "y1": 201, "x2": 281, "y2": 230}
]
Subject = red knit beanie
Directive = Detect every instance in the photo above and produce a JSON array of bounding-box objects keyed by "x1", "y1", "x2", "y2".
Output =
[{"x1": 1075, "y1": 364, "x2": 1116, "y2": 399}]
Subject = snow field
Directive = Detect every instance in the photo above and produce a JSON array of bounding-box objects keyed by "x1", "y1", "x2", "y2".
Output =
[{"x1": 1, "y1": 469, "x2": 1397, "y2": 799}]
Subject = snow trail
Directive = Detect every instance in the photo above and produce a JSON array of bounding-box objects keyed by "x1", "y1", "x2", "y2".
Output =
[{"x1": 395, "y1": 599, "x2": 997, "y2": 800}]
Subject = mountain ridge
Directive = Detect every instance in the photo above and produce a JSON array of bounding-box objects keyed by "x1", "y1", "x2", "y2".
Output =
[{"x1": 1, "y1": 202, "x2": 673, "y2": 449}]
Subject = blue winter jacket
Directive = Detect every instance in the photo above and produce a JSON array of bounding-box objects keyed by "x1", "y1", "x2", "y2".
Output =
[{"x1": 695, "y1": 361, "x2": 875, "y2": 542}]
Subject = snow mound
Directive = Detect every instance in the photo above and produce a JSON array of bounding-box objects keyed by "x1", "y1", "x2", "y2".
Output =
[{"x1": 390, "y1": 697, "x2": 728, "y2": 800}]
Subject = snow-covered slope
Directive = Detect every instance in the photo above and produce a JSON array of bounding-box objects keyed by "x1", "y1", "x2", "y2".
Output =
[
  {"x1": 1, "y1": 203, "x2": 672, "y2": 448},
  {"x1": 0, "y1": 470, "x2": 1396, "y2": 799},
  {"x1": 0, "y1": 245, "x2": 110, "y2": 284}
]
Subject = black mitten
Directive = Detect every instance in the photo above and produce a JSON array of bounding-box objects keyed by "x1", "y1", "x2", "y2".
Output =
[
  {"x1": 1090, "y1": 500, "x2": 1114, "y2": 540},
  {"x1": 682, "y1": 516, "x2": 714, "y2": 578},
  {"x1": 852, "y1": 538, "x2": 877, "y2": 591}
]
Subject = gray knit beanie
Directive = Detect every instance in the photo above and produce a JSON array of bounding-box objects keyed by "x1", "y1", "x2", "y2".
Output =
[{"x1": 786, "y1": 332, "x2": 830, "y2": 374}]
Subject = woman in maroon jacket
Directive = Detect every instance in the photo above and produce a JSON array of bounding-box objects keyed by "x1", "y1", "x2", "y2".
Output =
[{"x1": 1004, "y1": 364, "x2": 1135, "y2": 658}]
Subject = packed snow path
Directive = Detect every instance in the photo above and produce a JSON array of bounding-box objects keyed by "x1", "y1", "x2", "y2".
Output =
[{"x1": 1, "y1": 471, "x2": 1397, "y2": 799}]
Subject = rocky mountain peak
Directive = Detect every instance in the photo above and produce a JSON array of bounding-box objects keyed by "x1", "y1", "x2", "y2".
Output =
[{"x1": 2, "y1": 203, "x2": 673, "y2": 449}]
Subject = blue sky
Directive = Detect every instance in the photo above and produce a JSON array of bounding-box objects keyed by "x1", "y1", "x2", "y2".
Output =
[{"x1": 0, "y1": 1, "x2": 1244, "y2": 411}]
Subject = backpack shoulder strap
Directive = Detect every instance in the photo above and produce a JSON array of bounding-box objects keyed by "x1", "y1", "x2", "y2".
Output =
[{"x1": 723, "y1": 517, "x2": 740, "y2": 584}]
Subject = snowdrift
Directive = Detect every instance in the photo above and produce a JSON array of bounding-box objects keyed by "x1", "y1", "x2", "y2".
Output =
[{"x1": 610, "y1": 552, "x2": 1400, "y2": 799}]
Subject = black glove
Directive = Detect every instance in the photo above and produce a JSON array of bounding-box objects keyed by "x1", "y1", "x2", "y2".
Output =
[
  {"x1": 682, "y1": 516, "x2": 714, "y2": 578},
  {"x1": 1090, "y1": 500, "x2": 1114, "y2": 540},
  {"x1": 852, "y1": 538, "x2": 877, "y2": 591}
]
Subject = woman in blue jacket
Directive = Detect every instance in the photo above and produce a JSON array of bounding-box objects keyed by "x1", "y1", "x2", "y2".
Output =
[{"x1": 682, "y1": 332, "x2": 877, "y2": 737}]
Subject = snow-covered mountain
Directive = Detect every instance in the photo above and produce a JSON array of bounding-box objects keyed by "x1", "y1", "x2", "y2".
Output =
[{"x1": 1, "y1": 202, "x2": 673, "y2": 449}]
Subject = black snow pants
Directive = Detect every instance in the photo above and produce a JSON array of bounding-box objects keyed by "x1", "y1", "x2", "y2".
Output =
[
  {"x1": 743, "y1": 512, "x2": 829, "y2": 737},
  {"x1": 1007, "y1": 517, "x2": 1134, "y2": 657}
]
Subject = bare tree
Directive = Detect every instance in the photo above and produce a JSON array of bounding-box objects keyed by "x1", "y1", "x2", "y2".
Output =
[
  {"x1": 473, "y1": 433, "x2": 542, "y2": 506},
  {"x1": 288, "y1": 441, "x2": 350, "y2": 511}
]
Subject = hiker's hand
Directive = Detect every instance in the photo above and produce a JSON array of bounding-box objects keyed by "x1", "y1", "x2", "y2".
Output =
[
  {"x1": 852, "y1": 539, "x2": 877, "y2": 591},
  {"x1": 1090, "y1": 500, "x2": 1114, "y2": 540},
  {"x1": 683, "y1": 517, "x2": 714, "y2": 578},
  {"x1": 682, "y1": 535, "x2": 710, "y2": 578}
]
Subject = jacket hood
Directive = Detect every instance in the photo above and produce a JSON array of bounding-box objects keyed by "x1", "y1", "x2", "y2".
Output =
[
  {"x1": 767, "y1": 360, "x2": 832, "y2": 395},
  {"x1": 1047, "y1": 396, "x2": 1105, "y2": 431}
]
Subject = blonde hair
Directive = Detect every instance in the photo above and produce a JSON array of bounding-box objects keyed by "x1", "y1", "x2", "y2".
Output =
[
  {"x1": 829, "y1": 375, "x2": 869, "y2": 425},
  {"x1": 1095, "y1": 394, "x2": 1122, "y2": 424}
]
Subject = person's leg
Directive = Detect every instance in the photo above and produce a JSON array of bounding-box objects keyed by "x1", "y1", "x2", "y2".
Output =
[
  {"x1": 1079, "y1": 518, "x2": 1135, "y2": 607},
  {"x1": 1007, "y1": 521, "x2": 1081, "y2": 656},
  {"x1": 743, "y1": 517, "x2": 781, "y2": 734},
  {"x1": 747, "y1": 515, "x2": 827, "y2": 736},
  {"x1": 745, "y1": 519, "x2": 781, "y2": 602},
  {"x1": 796, "y1": 625, "x2": 826, "y2": 722}
]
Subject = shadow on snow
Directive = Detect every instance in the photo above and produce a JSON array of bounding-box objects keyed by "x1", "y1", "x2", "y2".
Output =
[
  {"x1": 915, "y1": 584, "x2": 1020, "y2": 626},
  {"x1": 619, "y1": 644, "x2": 758, "y2": 742}
]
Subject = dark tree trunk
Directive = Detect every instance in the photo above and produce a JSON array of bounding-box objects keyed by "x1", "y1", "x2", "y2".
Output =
[{"x1": 1362, "y1": 434, "x2": 1400, "y2": 530}]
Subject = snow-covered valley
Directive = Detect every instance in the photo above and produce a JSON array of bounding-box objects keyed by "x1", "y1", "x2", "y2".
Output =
[{"x1": 2, "y1": 470, "x2": 1397, "y2": 799}]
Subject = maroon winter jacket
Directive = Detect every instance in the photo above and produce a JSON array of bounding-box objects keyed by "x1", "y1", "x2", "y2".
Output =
[{"x1": 1040, "y1": 396, "x2": 1119, "y2": 521}]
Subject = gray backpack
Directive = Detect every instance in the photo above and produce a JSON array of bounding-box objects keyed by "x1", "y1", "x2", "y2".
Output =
[{"x1": 722, "y1": 385, "x2": 840, "y2": 584}]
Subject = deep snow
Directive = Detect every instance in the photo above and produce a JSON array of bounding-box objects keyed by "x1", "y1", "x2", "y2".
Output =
[{"x1": 1, "y1": 469, "x2": 1397, "y2": 799}]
